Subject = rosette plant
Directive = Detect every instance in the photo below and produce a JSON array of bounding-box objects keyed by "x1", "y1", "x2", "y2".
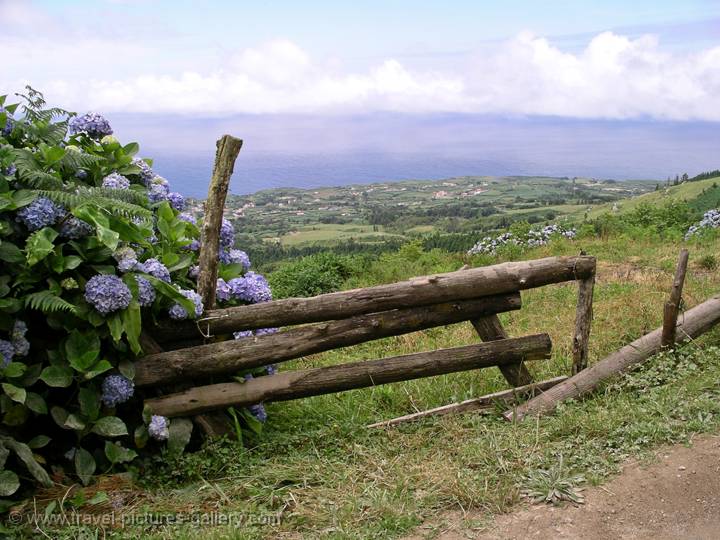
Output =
[{"x1": 0, "y1": 88, "x2": 274, "y2": 503}]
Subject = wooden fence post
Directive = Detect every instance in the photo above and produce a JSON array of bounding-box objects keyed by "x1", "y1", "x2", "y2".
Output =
[
  {"x1": 572, "y1": 274, "x2": 595, "y2": 374},
  {"x1": 197, "y1": 135, "x2": 243, "y2": 309},
  {"x1": 662, "y1": 249, "x2": 689, "y2": 348}
]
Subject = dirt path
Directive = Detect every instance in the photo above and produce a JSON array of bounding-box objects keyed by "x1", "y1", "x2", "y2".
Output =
[{"x1": 406, "y1": 434, "x2": 720, "y2": 540}]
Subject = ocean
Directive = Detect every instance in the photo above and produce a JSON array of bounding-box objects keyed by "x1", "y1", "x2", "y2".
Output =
[{"x1": 109, "y1": 113, "x2": 720, "y2": 198}]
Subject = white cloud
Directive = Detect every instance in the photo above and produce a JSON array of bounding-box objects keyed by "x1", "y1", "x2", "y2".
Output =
[{"x1": 1, "y1": 5, "x2": 719, "y2": 121}]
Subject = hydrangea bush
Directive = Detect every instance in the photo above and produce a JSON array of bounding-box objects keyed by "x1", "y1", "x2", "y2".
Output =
[
  {"x1": 684, "y1": 209, "x2": 720, "y2": 240},
  {"x1": 467, "y1": 223, "x2": 576, "y2": 256},
  {"x1": 0, "y1": 89, "x2": 275, "y2": 502}
]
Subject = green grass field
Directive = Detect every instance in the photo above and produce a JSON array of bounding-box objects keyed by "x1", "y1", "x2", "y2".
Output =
[
  {"x1": 20, "y1": 232, "x2": 720, "y2": 540},
  {"x1": 275, "y1": 223, "x2": 406, "y2": 246}
]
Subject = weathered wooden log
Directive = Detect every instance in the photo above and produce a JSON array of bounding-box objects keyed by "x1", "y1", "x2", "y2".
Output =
[
  {"x1": 662, "y1": 249, "x2": 689, "y2": 348},
  {"x1": 146, "y1": 333, "x2": 553, "y2": 417},
  {"x1": 572, "y1": 275, "x2": 595, "y2": 374},
  {"x1": 505, "y1": 295, "x2": 720, "y2": 421},
  {"x1": 197, "y1": 135, "x2": 243, "y2": 309},
  {"x1": 367, "y1": 375, "x2": 568, "y2": 428},
  {"x1": 154, "y1": 255, "x2": 596, "y2": 341},
  {"x1": 472, "y1": 315, "x2": 534, "y2": 386},
  {"x1": 135, "y1": 294, "x2": 522, "y2": 387}
]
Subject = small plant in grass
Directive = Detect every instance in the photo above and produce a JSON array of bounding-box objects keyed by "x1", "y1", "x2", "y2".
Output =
[
  {"x1": 0, "y1": 88, "x2": 276, "y2": 504},
  {"x1": 698, "y1": 254, "x2": 718, "y2": 271},
  {"x1": 521, "y1": 455, "x2": 585, "y2": 505}
]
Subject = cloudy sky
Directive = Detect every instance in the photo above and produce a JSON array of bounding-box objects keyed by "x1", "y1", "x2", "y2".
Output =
[{"x1": 2, "y1": 0, "x2": 720, "y2": 120}]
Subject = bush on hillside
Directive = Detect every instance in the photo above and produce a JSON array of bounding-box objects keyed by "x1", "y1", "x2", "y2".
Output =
[
  {"x1": 0, "y1": 89, "x2": 274, "y2": 502},
  {"x1": 268, "y1": 252, "x2": 358, "y2": 298}
]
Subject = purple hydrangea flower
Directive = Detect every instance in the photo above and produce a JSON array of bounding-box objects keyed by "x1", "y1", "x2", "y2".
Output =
[
  {"x1": 255, "y1": 327, "x2": 279, "y2": 337},
  {"x1": 101, "y1": 374, "x2": 134, "y2": 407},
  {"x1": 148, "y1": 182, "x2": 169, "y2": 203},
  {"x1": 183, "y1": 239, "x2": 200, "y2": 252},
  {"x1": 136, "y1": 258, "x2": 170, "y2": 282},
  {"x1": 167, "y1": 192, "x2": 185, "y2": 211},
  {"x1": 233, "y1": 330, "x2": 253, "y2": 340},
  {"x1": 216, "y1": 278, "x2": 231, "y2": 302},
  {"x1": 227, "y1": 272, "x2": 272, "y2": 304},
  {"x1": 0, "y1": 106, "x2": 13, "y2": 136},
  {"x1": 220, "y1": 219, "x2": 234, "y2": 249},
  {"x1": 168, "y1": 289, "x2": 203, "y2": 320},
  {"x1": 68, "y1": 112, "x2": 113, "y2": 139},
  {"x1": 17, "y1": 197, "x2": 65, "y2": 231},
  {"x1": 11, "y1": 320, "x2": 29, "y2": 357},
  {"x1": 0, "y1": 339, "x2": 14, "y2": 367},
  {"x1": 75, "y1": 169, "x2": 88, "y2": 180},
  {"x1": 178, "y1": 213, "x2": 197, "y2": 225},
  {"x1": 265, "y1": 364, "x2": 278, "y2": 376},
  {"x1": 148, "y1": 415, "x2": 169, "y2": 441},
  {"x1": 188, "y1": 265, "x2": 200, "y2": 279},
  {"x1": 113, "y1": 246, "x2": 137, "y2": 271},
  {"x1": 247, "y1": 403, "x2": 267, "y2": 423},
  {"x1": 84, "y1": 274, "x2": 132, "y2": 314},
  {"x1": 135, "y1": 275, "x2": 156, "y2": 307},
  {"x1": 219, "y1": 249, "x2": 251, "y2": 269},
  {"x1": 132, "y1": 158, "x2": 155, "y2": 186},
  {"x1": 102, "y1": 172, "x2": 130, "y2": 190},
  {"x1": 59, "y1": 216, "x2": 93, "y2": 239},
  {"x1": 3, "y1": 164, "x2": 16, "y2": 176}
]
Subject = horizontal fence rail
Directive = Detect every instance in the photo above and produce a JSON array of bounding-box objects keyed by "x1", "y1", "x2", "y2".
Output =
[
  {"x1": 146, "y1": 333, "x2": 552, "y2": 417},
  {"x1": 135, "y1": 294, "x2": 521, "y2": 387},
  {"x1": 153, "y1": 255, "x2": 596, "y2": 342}
]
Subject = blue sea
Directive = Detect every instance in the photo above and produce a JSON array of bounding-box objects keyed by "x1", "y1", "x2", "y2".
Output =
[{"x1": 109, "y1": 113, "x2": 720, "y2": 198}]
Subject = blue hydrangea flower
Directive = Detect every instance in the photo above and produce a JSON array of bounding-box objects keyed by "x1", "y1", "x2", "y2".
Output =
[
  {"x1": 136, "y1": 258, "x2": 170, "y2": 282},
  {"x1": 220, "y1": 219, "x2": 234, "y2": 249},
  {"x1": 17, "y1": 197, "x2": 65, "y2": 231},
  {"x1": 11, "y1": 320, "x2": 29, "y2": 357},
  {"x1": 68, "y1": 112, "x2": 113, "y2": 139},
  {"x1": 265, "y1": 364, "x2": 278, "y2": 376},
  {"x1": 84, "y1": 274, "x2": 132, "y2": 314},
  {"x1": 3, "y1": 164, "x2": 16, "y2": 176},
  {"x1": 255, "y1": 327, "x2": 279, "y2": 337},
  {"x1": 148, "y1": 415, "x2": 169, "y2": 441},
  {"x1": 247, "y1": 403, "x2": 267, "y2": 423},
  {"x1": 183, "y1": 239, "x2": 200, "y2": 252},
  {"x1": 0, "y1": 106, "x2": 13, "y2": 136},
  {"x1": 188, "y1": 265, "x2": 199, "y2": 279},
  {"x1": 59, "y1": 216, "x2": 93, "y2": 239},
  {"x1": 233, "y1": 330, "x2": 253, "y2": 340},
  {"x1": 75, "y1": 169, "x2": 88, "y2": 180},
  {"x1": 178, "y1": 213, "x2": 197, "y2": 225},
  {"x1": 132, "y1": 158, "x2": 155, "y2": 186},
  {"x1": 227, "y1": 272, "x2": 272, "y2": 304},
  {"x1": 135, "y1": 275, "x2": 156, "y2": 307},
  {"x1": 168, "y1": 289, "x2": 204, "y2": 320},
  {"x1": 101, "y1": 374, "x2": 134, "y2": 407},
  {"x1": 167, "y1": 192, "x2": 185, "y2": 211},
  {"x1": 0, "y1": 339, "x2": 14, "y2": 367},
  {"x1": 102, "y1": 172, "x2": 130, "y2": 190},
  {"x1": 219, "y1": 249, "x2": 251, "y2": 269}
]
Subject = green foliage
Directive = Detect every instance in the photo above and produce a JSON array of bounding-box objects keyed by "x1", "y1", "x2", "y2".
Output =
[{"x1": 268, "y1": 252, "x2": 359, "y2": 298}]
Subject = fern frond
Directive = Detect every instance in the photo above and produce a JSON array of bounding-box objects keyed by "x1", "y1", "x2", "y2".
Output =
[
  {"x1": 61, "y1": 151, "x2": 103, "y2": 170},
  {"x1": 85, "y1": 187, "x2": 149, "y2": 206},
  {"x1": 25, "y1": 291, "x2": 77, "y2": 314},
  {"x1": 35, "y1": 189, "x2": 152, "y2": 219}
]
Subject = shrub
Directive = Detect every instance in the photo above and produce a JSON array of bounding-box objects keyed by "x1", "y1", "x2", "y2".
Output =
[
  {"x1": 0, "y1": 89, "x2": 274, "y2": 501},
  {"x1": 268, "y1": 252, "x2": 357, "y2": 298}
]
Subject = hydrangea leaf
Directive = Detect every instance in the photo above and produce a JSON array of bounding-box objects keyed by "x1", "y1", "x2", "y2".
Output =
[
  {"x1": 134, "y1": 424, "x2": 149, "y2": 449},
  {"x1": 25, "y1": 227, "x2": 58, "y2": 266},
  {"x1": 74, "y1": 447, "x2": 95, "y2": 486},
  {"x1": 3, "y1": 362, "x2": 27, "y2": 379},
  {"x1": 78, "y1": 388, "x2": 100, "y2": 421},
  {"x1": 104, "y1": 441, "x2": 137, "y2": 464},
  {"x1": 4, "y1": 438, "x2": 52, "y2": 487},
  {"x1": 92, "y1": 416, "x2": 128, "y2": 438},
  {"x1": 65, "y1": 330, "x2": 100, "y2": 372},
  {"x1": 40, "y1": 365, "x2": 74, "y2": 388},
  {"x1": 27, "y1": 435, "x2": 51, "y2": 449},
  {"x1": 0, "y1": 470, "x2": 19, "y2": 497},
  {"x1": 82, "y1": 360, "x2": 112, "y2": 381},
  {"x1": 25, "y1": 392, "x2": 47, "y2": 415},
  {"x1": 121, "y1": 301, "x2": 142, "y2": 355},
  {"x1": 0, "y1": 441, "x2": 8, "y2": 469},
  {"x1": 2, "y1": 383, "x2": 26, "y2": 404},
  {"x1": 106, "y1": 313, "x2": 123, "y2": 343},
  {"x1": 167, "y1": 418, "x2": 193, "y2": 455},
  {"x1": 64, "y1": 413, "x2": 86, "y2": 431},
  {"x1": 0, "y1": 241, "x2": 24, "y2": 263}
]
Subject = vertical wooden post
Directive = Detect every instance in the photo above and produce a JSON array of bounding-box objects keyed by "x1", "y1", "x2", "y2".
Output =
[
  {"x1": 460, "y1": 264, "x2": 533, "y2": 386},
  {"x1": 572, "y1": 275, "x2": 595, "y2": 374},
  {"x1": 197, "y1": 135, "x2": 243, "y2": 309},
  {"x1": 662, "y1": 249, "x2": 689, "y2": 348}
]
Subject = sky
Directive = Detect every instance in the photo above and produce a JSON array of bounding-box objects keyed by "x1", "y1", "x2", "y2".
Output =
[{"x1": 2, "y1": 0, "x2": 720, "y2": 120}]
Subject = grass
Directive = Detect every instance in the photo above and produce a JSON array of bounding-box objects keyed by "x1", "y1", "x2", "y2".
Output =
[
  {"x1": 276, "y1": 223, "x2": 405, "y2": 247},
  {"x1": 11, "y1": 233, "x2": 720, "y2": 539}
]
